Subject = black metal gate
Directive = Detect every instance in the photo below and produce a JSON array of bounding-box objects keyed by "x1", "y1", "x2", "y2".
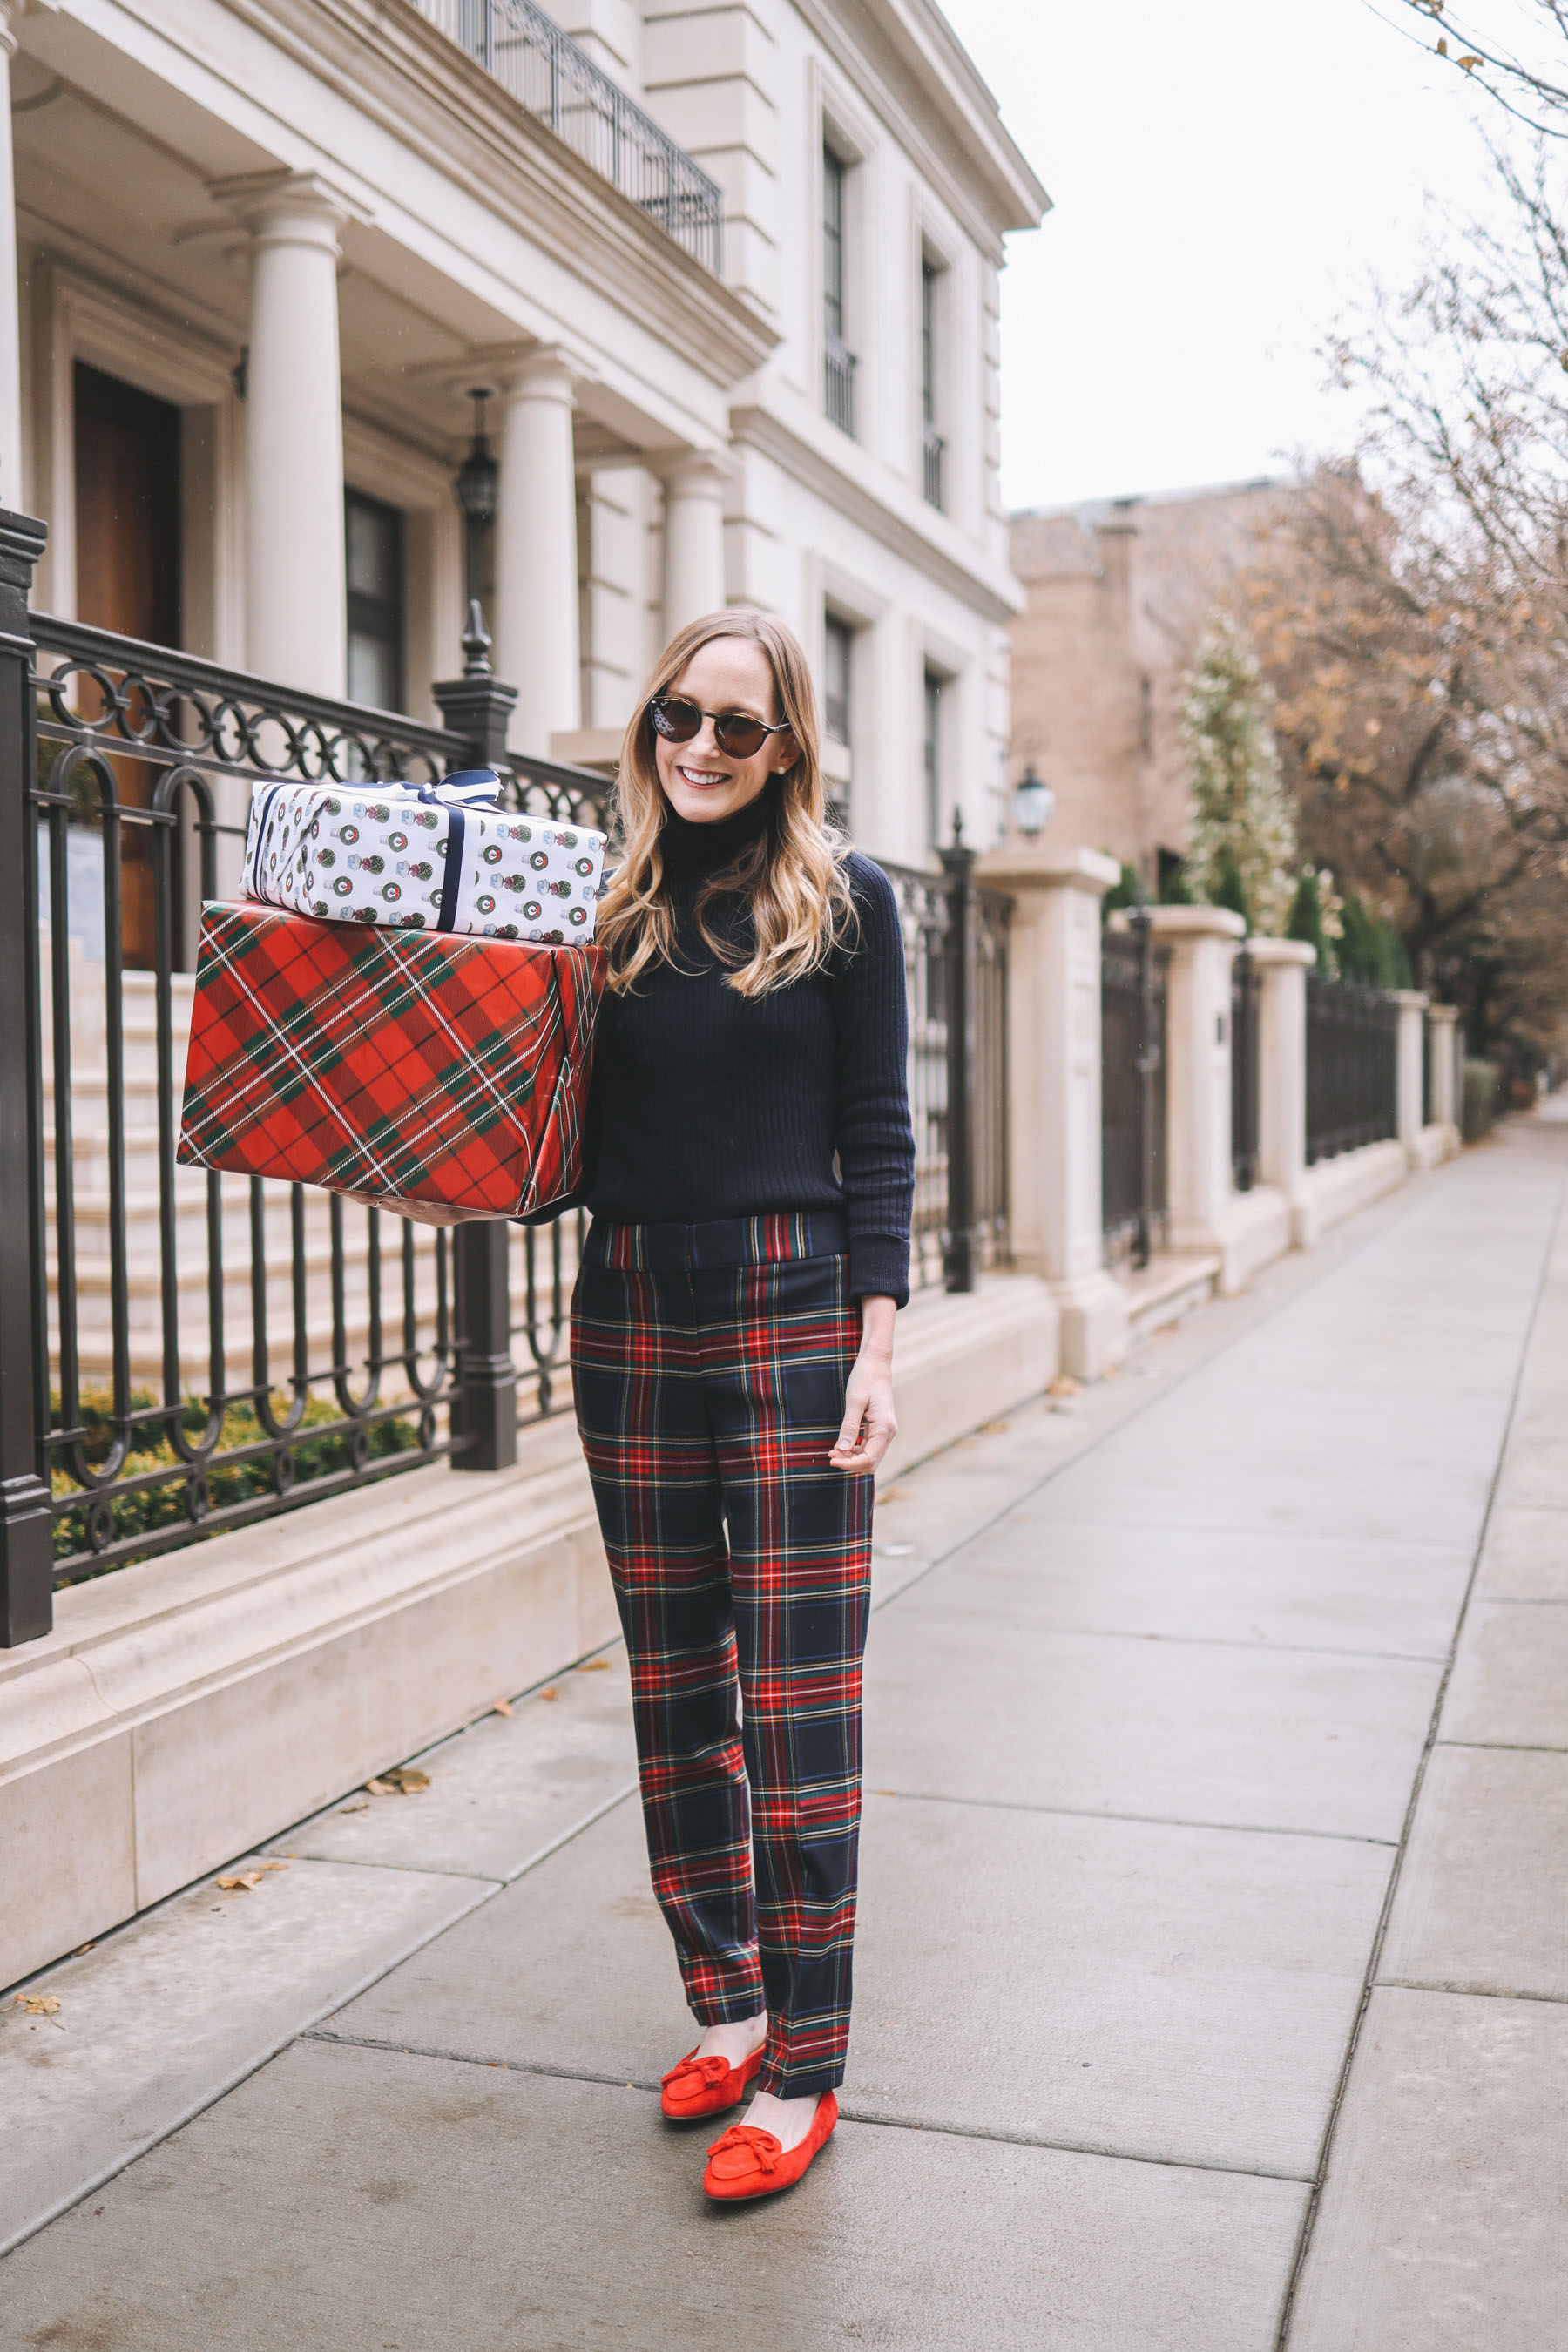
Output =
[
  {"x1": 1305, "y1": 974, "x2": 1398, "y2": 1162},
  {"x1": 1231, "y1": 940, "x2": 1259, "y2": 1193},
  {"x1": 1101, "y1": 910, "x2": 1168, "y2": 1267}
]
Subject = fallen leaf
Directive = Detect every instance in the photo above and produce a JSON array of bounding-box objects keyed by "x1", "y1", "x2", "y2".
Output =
[
  {"x1": 340, "y1": 1801, "x2": 370, "y2": 1814},
  {"x1": 492, "y1": 1699, "x2": 514, "y2": 1717},
  {"x1": 1046, "y1": 1375, "x2": 1081, "y2": 1398},
  {"x1": 256, "y1": 1860, "x2": 289, "y2": 1874},
  {"x1": 981, "y1": 1420, "x2": 1010, "y2": 1435},
  {"x1": 539, "y1": 1686, "x2": 558, "y2": 1701},
  {"x1": 575, "y1": 1659, "x2": 612, "y2": 1673},
  {"x1": 71, "y1": 1943, "x2": 95, "y2": 1957},
  {"x1": 364, "y1": 1779, "x2": 396, "y2": 1796},
  {"x1": 382, "y1": 1767, "x2": 430, "y2": 1794},
  {"x1": 216, "y1": 1872, "x2": 264, "y2": 1892},
  {"x1": 13, "y1": 1994, "x2": 60, "y2": 2016}
]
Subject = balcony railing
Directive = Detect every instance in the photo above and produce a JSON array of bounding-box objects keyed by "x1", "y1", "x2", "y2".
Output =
[
  {"x1": 825, "y1": 336, "x2": 857, "y2": 437},
  {"x1": 923, "y1": 424, "x2": 945, "y2": 510},
  {"x1": 415, "y1": 0, "x2": 723, "y2": 274}
]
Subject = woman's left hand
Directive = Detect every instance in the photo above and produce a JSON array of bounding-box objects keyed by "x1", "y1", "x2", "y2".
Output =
[
  {"x1": 830, "y1": 1294, "x2": 897, "y2": 1474},
  {"x1": 338, "y1": 1191, "x2": 490, "y2": 1230}
]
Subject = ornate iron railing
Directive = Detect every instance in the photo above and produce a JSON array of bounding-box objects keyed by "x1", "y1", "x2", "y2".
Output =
[
  {"x1": 1, "y1": 538, "x2": 609, "y2": 1639},
  {"x1": 416, "y1": 0, "x2": 723, "y2": 274},
  {"x1": 1305, "y1": 973, "x2": 1398, "y2": 1164},
  {"x1": 878, "y1": 835, "x2": 1010, "y2": 1293},
  {"x1": 1231, "y1": 940, "x2": 1259, "y2": 1193},
  {"x1": 1101, "y1": 911, "x2": 1169, "y2": 1267},
  {"x1": 825, "y1": 337, "x2": 857, "y2": 437}
]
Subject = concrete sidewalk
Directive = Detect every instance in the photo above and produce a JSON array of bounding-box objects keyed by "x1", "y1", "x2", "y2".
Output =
[{"x1": 3, "y1": 1119, "x2": 1565, "y2": 2349}]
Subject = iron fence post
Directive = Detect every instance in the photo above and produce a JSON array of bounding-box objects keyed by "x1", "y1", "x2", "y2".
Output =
[
  {"x1": 1131, "y1": 894, "x2": 1155, "y2": 1271},
  {"x1": 0, "y1": 508, "x2": 51, "y2": 1643},
  {"x1": 938, "y1": 813, "x2": 977, "y2": 1294},
  {"x1": 434, "y1": 602, "x2": 520, "y2": 1471}
]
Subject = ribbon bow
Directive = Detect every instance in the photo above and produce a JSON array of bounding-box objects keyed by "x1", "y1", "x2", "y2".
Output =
[
  {"x1": 706, "y1": 2125, "x2": 781, "y2": 2173},
  {"x1": 661, "y1": 2053, "x2": 733, "y2": 2093},
  {"x1": 413, "y1": 767, "x2": 501, "y2": 808}
]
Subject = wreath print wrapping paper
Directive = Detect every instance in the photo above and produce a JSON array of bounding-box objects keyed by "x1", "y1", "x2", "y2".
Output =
[
  {"x1": 177, "y1": 899, "x2": 605, "y2": 1216},
  {"x1": 241, "y1": 777, "x2": 605, "y2": 943}
]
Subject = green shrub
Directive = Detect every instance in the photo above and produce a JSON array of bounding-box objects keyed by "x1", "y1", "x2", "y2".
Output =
[
  {"x1": 51, "y1": 1387, "x2": 421, "y2": 1578},
  {"x1": 1287, "y1": 871, "x2": 1335, "y2": 972}
]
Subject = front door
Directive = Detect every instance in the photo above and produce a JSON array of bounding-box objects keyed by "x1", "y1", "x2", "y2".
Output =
[{"x1": 73, "y1": 361, "x2": 182, "y2": 970}]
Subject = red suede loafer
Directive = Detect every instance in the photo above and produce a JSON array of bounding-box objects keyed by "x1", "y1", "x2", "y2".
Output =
[
  {"x1": 703, "y1": 2092, "x2": 839, "y2": 2200},
  {"x1": 660, "y1": 2044, "x2": 765, "y2": 2120}
]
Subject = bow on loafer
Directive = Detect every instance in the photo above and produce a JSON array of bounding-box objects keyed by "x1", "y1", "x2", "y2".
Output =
[
  {"x1": 703, "y1": 2092, "x2": 839, "y2": 2200},
  {"x1": 659, "y1": 2044, "x2": 764, "y2": 2120}
]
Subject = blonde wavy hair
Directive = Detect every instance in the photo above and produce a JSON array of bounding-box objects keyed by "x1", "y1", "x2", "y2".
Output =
[{"x1": 596, "y1": 610, "x2": 855, "y2": 997}]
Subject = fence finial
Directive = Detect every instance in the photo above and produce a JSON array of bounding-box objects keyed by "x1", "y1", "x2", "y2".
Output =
[{"x1": 461, "y1": 600, "x2": 494, "y2": 679}]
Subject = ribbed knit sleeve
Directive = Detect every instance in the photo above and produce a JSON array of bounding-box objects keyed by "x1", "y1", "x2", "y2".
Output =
[{"x1": 832, "y1": 855, "x2": 916, "y2": 1306}]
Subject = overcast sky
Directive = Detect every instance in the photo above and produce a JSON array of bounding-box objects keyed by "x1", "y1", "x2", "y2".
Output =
[{"x1": 937, "y1": 0, "x2": 1517, "y2": 511}]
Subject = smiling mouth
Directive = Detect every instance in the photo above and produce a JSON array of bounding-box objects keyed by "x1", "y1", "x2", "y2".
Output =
[{"x1": 676, "y1": 765, "x2": 730, "y2": 787}]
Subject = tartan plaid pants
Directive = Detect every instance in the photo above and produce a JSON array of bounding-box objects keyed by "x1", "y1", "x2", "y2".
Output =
[{"x1": 571, "y1": 1211, "x2": 874, "y2": 2099}]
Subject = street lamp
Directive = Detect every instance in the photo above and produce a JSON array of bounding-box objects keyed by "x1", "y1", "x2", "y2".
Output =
[
  {"x1": 453, "y1": 388, "x2": 498, "y2": 610},
  {"x1": 1012, "y1": 761, "x2": 1056, "y2": 838}
]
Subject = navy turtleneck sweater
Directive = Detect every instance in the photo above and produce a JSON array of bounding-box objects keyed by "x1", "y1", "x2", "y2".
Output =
[{"x1": 573, "y1": 793, "x2": 916, "y2": 1305}]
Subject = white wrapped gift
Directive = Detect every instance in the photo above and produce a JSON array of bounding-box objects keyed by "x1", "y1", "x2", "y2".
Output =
[{"x1": 240, "y1": 769, "x2": 605, "y2": 943}]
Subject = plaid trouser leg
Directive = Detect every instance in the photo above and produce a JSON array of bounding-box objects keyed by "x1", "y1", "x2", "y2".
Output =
[
  {"x1": 573, "y1": 1261, "x2": 766, "y2": 2029},
  {"x1": 704, "y1": 1254, "x2": 873, "y2": 2099},
  {"x1": 571, "y1": 1233, "x2": 872, "y2": 2099}
]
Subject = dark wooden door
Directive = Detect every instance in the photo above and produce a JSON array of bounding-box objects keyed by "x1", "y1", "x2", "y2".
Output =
[{"x1": 73, "y1": 362, "x2": 182, "y2": 970}]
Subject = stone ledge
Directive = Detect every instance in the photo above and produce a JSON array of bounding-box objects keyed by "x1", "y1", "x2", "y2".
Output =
[{"x1": 1292, "y1": 1139, "x2": 1409, "y2": 1249}]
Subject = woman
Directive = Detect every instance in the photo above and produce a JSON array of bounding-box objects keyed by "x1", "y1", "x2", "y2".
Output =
[{"x1": 571, "y1": 611, "x2": 915, "y2": 2202}]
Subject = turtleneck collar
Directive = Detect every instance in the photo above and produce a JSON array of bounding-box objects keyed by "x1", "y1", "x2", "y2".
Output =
[{"x1": 658, "y1": 786, "x2": 774, "y2": 874}]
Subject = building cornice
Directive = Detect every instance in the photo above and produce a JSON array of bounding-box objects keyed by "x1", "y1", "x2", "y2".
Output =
[
  {"x1": 186, "y1": 0, "x2": 778, "y2": 386},
  {"x1": 729, "y1": 402, "x2": 1023, "y2": 625},
  {"x1": 790, "y1": 0, "x2": 1047, "y2": 256}
]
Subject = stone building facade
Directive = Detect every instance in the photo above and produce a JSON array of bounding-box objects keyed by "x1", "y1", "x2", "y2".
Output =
[{"x1": 0, "y1": 0, "x2": 1044, "y2": 913}]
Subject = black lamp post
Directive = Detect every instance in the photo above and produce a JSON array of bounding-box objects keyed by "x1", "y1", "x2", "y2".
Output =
[{"x1": 453, "y1": 388, "x2": 498, "y2": 613}]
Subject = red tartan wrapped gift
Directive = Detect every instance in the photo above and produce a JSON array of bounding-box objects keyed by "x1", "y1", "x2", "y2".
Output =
[{"x1": 177, "y1": 900, "x2": 604, "y2": 1215}]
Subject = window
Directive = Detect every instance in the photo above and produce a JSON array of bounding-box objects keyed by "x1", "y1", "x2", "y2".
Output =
[
  {"x1": 823, "y1": 145, "x2": 855, "y2": 436},
  {"x1": 824, "y1": 613, "x2": 853, "y2": 745},
  {"x1": 923, "y1": 666, "x2": 943, "y2": 849},
  {"x1": 921, "y1": 258, "x2": 944, "y2": 510},
  {"x1": 345, "y1": 489, "x2": 404, "y2": 711}
]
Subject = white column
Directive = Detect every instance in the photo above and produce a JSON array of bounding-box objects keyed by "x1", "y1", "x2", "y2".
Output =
[
  {"x1": 0, "y1": 6, "x2": 22, "y2": 508},
  {"x1": 493, "y1": 349, "x2": 581, "y2": 756},
  {"x1": 213, "y1": 172, "x2": 348, "y2": 695},
  {"x1": 1429, "y1": 1004, "x2": 1460, "y2": 1145},
  {"x1": 1148, "y1": 906, "x2": 1247, "y2": 1252},
  {"x1": 1250, "y1": 938, "x2": 1315, "y2": 1200},
  {"x1": 977, "y1": 844, "x2": 1129, "y2": 1378},
  {"x1": 1394, "y1": 988, "x2": 1429, "y2": 1165},
  {"x1": 661, "y1": 451, "x2": 727, "y2": 638}
]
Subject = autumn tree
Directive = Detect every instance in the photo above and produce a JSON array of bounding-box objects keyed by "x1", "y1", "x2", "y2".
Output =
[{"x1": 1178, "y1": 616, "x2": 1300, "y2": 934}]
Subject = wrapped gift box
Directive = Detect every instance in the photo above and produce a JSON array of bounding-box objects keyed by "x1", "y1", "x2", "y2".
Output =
[
  {"x1": 241, "y1": 770, "x2": 605, "y2": 943},
  {"x1": 177, "y1": 900, "x2": 604, "y2": 1216}
]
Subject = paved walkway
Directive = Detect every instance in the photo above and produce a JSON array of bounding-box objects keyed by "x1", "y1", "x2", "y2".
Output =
[{"x1": 3, "y1": 1119, "x2": 1565, "y2": 2349}]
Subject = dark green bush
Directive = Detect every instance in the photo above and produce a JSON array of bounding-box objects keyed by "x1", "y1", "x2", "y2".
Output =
[{"x1": 1461, "y1": 1058, "x2": 1503, "y2": 1144}]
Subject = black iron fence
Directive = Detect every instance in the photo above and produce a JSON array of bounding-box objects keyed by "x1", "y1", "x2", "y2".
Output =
[
  {"x1": 0, "y1": 503, "x2": 1012, "y2": 1646},
  {"x1": 879, "y1": 828, "x2": 1010, "y2": 1294},
  {"x1": 1101, "y1": 910, "x2": 1169, "y2": 1267},
  {"x1": 1, "y1": 504, "x2": 610, "y2": 1642},
  {"x1": 1305, "y1": 972, "x2": 1398, "y2": 1164},
  {"x1": 1231, "y1": 940, "x2": 1259, "y2": 1193}
]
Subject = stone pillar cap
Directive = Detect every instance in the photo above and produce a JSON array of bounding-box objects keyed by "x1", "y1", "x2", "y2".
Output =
[
  {"x1": 977, "y1": 844, "x2": 1121, "y2": 894},
  {"x1": 1392, "y1": 988, "x2": 1429, "y2": 1010},
  {"x1": 1427, "y1": 1001, "x2": 1461, "y2": 1024},
  {"x1": 1145, "y1": 904, "x2": 1247, "y2": 940},
  {"x1": 1246, "y1": 936, "x2": 1317, "y2": 968}
]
